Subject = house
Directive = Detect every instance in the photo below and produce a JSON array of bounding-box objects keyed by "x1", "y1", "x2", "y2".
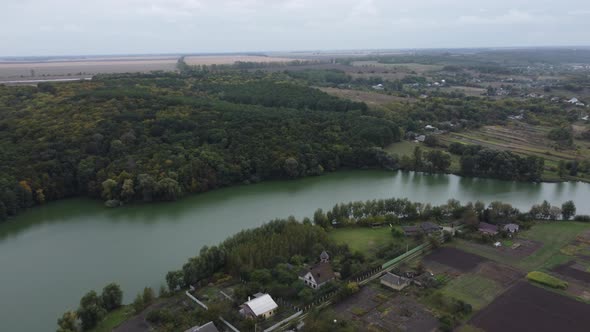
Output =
[
  {"x1": 425, "y1": 125, "x2": 436, "y2": 130},
  {"x1": 299, "y1": 262, "x2": 336, "y2": 289},
  {"x1": 420, "y1": 221, "x2": 443, "y2": 234},
  {"x1": 568, "y1": 97, "x2": 579, "y2": 104},
  {"x1": 372, "y1": 84, "x2": 384, "y2": 90},
  {"x1": 415, "y1": 135, "x2": 426, "y2": 142},
  {"x1": 442, "y1": 221, "x2": 463, "y2": 236},
  {"x1": 299, "y1": 251, "x2": 336, "y2": 289},
  {"x1": 493, "y1": 242, "x2": 502, "y2": 248},
  {"x1": 478, "y1": 222, "x2": 499, "y2": 236},
  {"x1": 380, "y1": 272, "x2": 411, "y2": 291},
  {"x1": 582, "y1": 115, "x2": 589, "y2": 121},
  {"x1": 240, "y1": 293, "x2": 278, "y2": 319},
  {"x1": 503, "y1": 223, "x2": 520, "y2": 234},
  {"x1": 184, "y1": 322, "x2": 219, "y2": 332}
]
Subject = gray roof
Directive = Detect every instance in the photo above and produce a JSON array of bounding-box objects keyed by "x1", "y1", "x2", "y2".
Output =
[
  {"x1": 381, "y1": 272, "x2": 410, "y2": 286},
  {"x1": 503, "y1": 223, "x2": 519, "y2": 232},
  {"x1": 184, "y1": 322, "x2": 219, "y2": 332}
]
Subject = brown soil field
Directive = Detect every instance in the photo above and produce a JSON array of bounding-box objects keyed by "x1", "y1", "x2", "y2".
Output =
[
  {"x1": 475, "y1": 261, "x2": 524, "y2": 287},
  {"x1": 469, "y1": 281, "x2": 590, "y2": 332},
  {"x1": 552, "y1": 261, "x2": 590, "y2": 283},
  {"x1": 184, "y1": 55, "x2": 301, "y2": 65},
  {"x1": 333, "y1": 286, "x2": 438, "y2": 331},
  {"x1": 424, "y1": 247, "x2": 487, "y2": 272},
  {"x1": 0, "y1": 58, "x2": 178, "y2": 79}
]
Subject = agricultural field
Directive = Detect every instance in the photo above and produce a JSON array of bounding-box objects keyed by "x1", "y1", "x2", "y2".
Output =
[
  {"x1": 184, "y1": 55, "x2": 300, "y2": 65},
  {"x1": 453, "y1": 222, "x2": 590, "y2": 271},
  {"x1": 469, "y1": 281, "x2": 590, "y2": 332},
  {"x1": 318, "y1": 87, "x2": 415, "y2": 106},
  {"x1": 438, "y1": 123, "x2": 590, "y2": 181},
  {"x1": 0, "y1": 56, "x2": 179, "y2": 80},
  {"x1": 332, "y1": 284, "x2": 439, "y2": 332}
]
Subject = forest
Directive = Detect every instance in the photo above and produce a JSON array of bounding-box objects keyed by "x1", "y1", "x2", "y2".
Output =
[{"x1": 0, "y1": 71, "x2": 401, "y2": 221}]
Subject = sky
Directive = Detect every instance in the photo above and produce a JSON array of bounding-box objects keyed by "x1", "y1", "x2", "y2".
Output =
[{"x1": 1, "y1": 0, "x2": 590, "y2": 56}]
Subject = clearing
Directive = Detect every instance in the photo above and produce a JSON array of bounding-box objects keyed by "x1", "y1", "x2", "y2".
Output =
[{"x1": 329, "y1": 227, "x2": 402, "y2": 255}]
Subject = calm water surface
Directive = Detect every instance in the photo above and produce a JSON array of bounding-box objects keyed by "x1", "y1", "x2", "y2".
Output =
[{"x1": 1, "y1": 170, "x2": 589, "y2": 331}]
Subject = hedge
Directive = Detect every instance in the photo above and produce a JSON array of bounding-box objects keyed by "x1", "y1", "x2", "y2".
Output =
[{"x1": 526, "y1": 271, "x2": 568, "y2": 289}]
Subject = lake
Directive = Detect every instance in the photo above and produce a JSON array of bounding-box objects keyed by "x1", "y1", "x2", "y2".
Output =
[{"x1": 1, "y1": 170, "x2": 589, "y2": 331}]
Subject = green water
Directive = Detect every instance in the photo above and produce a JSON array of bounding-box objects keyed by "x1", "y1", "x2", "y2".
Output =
[{"x1": 1, "y1": 170, "x2": 589, "y2": 331}]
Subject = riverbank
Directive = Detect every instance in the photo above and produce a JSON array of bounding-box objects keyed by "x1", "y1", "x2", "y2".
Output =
[{"x1": 1, "y1": 170, "x2": 590, "y2": 331}]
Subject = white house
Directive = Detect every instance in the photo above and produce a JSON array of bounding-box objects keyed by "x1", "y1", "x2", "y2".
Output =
[
  {"x1": 299, "y1": 251, "x2": 336, "y2": 289},
  {"x1": 240, "y1": 294, "x2": 278, "y2": 319},
  {"x1": 568, "y1": 97, "x2": 579, "y2": 104}
]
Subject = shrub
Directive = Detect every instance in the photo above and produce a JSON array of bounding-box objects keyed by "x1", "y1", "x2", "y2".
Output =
[
  {"x1": 574, "y1": 215, "x2": 590, "y2": 222},
  {"x1": 526, "y1": 271, "x2": 568, "y2": 289}
]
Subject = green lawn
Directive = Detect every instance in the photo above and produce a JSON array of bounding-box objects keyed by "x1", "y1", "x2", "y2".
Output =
[
  {"x1": 329, "y1": 227, "x2": 397, "y2": 255},
  {"x1": 440, "y1": 274, "x2": 503, "y2": 310},
  {"x1": 89, "y1": 306, "x2": 130, "y2": 332}
]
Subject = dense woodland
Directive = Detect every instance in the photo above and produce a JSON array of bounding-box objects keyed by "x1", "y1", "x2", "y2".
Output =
[
  {"x1": 0, "y1": 71, "x2": 401, "y2": 221},
  {"x1": 3, "y1": 59, "x2": 589, "y2": 222}
]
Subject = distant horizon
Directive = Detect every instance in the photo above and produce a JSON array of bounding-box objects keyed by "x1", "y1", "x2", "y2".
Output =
[{"x1": 2, "y1": 44, "x2": 590, "y2": 60}]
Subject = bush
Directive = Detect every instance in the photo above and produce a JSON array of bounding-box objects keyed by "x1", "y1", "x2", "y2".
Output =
[
  {"x1": 526, "y1": 271, "x2": 568, "y2": 289},
  {"x1": 574, "y1": 215, "x2": 590, "y2": 222}
]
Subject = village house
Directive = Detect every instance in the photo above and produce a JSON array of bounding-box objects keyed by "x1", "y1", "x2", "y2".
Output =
[
  {"x1": 372, "y1": 83, "x2": 384, "y2": 90},
  {"x1": 299, "y1": 251, "x2": 336, "y2": 290},
  {"x1": 442, "y1": 221, "x2": 463, "y2": 236},
  {"x1": 240, "y1": 293, "x2": 278, "y2": 319},
  {"x1": 478, "y1": 222, "x2": 499, "y2": 236},
  {"x1": 568, "y1": 97, "x2": 579, "y2": 104},
  {"x1": 380, "y1": 272, "x2": 411, "y2": 291},
  {"x1": 184, "y1": 322, "x2": 219, "y2": 332}
]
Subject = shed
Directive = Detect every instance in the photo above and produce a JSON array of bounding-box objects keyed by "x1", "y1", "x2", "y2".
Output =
[{"x1": 380, "y1": 272, "x2": 411, "y2": 291}]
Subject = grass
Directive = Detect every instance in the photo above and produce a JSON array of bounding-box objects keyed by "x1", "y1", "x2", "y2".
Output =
[
  {"x1": 89, "y1": 306, "x2": 130, "y2": 332},
  {"x1": 518, "y1": 222, "x2": 590, "y2": 271},
  {"x1": 385, "y1": 141, "x2": 461, "y2": 172},
  {"x1": 527, "y1": 271, "x2": 568, "y2": 289},
  {"x1": 452, "y1": 222, "x2": 590, "y2": 271},
  {"x1": 329, "y1": 227, "x2": 397, "y2": 255},
  {"x1": 439, "y1": 274, "x2": 503, "y2": 310}
]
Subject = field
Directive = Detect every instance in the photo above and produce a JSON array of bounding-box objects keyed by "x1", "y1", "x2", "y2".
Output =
[
  {"x1": 328, "y1": 227, "x2": 398, "y2": 255},
  {"x1": 439, "y1": 274, "x2": 503, "y2": 310},
  {"x1": 454, "y1": 222, "x2": 590, "y2": 271},
  {"x1": 0, "y1": 57, "x2": 179, "y2": 80},
  {"x1": 423, "y1": 247, "x2": 488, "y2": 272},
  {"x1": 469, "y1": 281, "x2": 590, "y2": 332},
  {"x1": 332, "y1": 285, "x2": 439, "y2": 331},
  {"x1": 438, "y1": 123, "x2": 590, "y2": 181},
  {"x1": 318, "y1": 87, "x2": 416, "y2": 106},
  {"x1": 184, "y1": 55, "x2": 300, "y2": 65}
]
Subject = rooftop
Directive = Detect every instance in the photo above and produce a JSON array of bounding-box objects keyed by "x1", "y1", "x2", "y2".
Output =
[
  {"x1": 244, "y1": 294, "x2": 278, "y2": 316},
  {"x1": 300, "y1": 262, "x2": 335, "y2": 284},
  {"x1": 381, "y1": 272, "x2": 410, "y2": 286},
  {"x1": 184, "y1": 321, "x2": 219, "y2": 332}
]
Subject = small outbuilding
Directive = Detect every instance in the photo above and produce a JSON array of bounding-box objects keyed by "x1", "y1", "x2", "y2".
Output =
[
  {"x1": 240, "y1": 294, "x2": 278, "y2": 319},
  {"x1": 380, "y1": 272, "x2": 411, "y2": 291},
  {"x1": 503, "y1": 223, "x2": 520, "y2": 234}
]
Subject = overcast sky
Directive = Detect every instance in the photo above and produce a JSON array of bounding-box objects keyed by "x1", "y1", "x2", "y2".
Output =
[{"x1": 1, "y1": 0, "x2": 590, "y2": 56}]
